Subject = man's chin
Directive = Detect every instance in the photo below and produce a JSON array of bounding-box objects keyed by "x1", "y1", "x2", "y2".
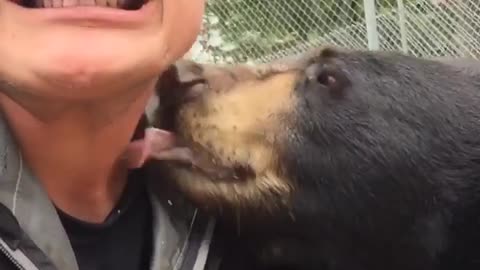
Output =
[
  {"x1": 0, "y1": 61, "x2": 162, "y2": 104},
  {"x1": 0, "y1": 0, "x2": 204, "y2": 101},
  {"x1": 1, "y1": 40, "x2": 167, "y2": 100}
]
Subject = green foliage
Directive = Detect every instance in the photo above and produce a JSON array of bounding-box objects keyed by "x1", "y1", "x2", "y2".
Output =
[
  {"x1": 194, "y1": 0, "x2": 480, "y2": 63},
  {"x1": 203, "y1": 0, "x2": 363, "y2": 62}
]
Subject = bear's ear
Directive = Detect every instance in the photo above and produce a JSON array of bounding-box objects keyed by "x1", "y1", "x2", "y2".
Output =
[{"x1": 317, "y1": 46, "x2": 342, "y2": 59}]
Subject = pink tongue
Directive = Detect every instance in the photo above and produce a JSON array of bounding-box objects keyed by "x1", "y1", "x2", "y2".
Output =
[{"x1": 124, "y1": 127, "x2": 193, "y2": 169}]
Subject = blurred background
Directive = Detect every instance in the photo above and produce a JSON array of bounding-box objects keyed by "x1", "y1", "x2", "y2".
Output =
[{"x1": 186, "y1": 0, "x2": 480, "y2": 64}]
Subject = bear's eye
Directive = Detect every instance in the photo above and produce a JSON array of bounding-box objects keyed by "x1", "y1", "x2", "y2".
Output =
[
  {"x1": 316, "y1": 69, "x2": 350, "y2": 99},
  {"x1": 316, "y1": 71, "x2": 337, "y2": 88}
]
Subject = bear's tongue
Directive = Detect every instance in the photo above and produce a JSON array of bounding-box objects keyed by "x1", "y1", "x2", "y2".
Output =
[
  {"x1": 124, "y1": 128, "x2": 194, "y2": 169},
  {"x1": 124, "y1": 127, "x2": 251, "y2": 181}
]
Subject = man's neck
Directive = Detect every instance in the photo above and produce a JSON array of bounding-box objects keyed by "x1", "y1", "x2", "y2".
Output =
[{"x1": 0, "y1": 85, "x2": 155, "y2": 223}]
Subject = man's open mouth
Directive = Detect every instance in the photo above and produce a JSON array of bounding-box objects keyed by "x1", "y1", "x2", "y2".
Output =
[{"x1": 10, "y1": 0, "x2": 147, "y2": 10}]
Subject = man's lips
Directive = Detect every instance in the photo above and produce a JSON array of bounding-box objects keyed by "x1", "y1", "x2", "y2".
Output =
[
  {"x1": 9, "y1": 0, "x2": 146, "y2": 9},
  {"x1": 3, "y1": 0, "x2": 157, "y2": 28}
]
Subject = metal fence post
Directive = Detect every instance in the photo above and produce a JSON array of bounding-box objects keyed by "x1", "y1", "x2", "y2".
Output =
[
  {"x1": 397, "y1": 0, "x2": 409, "y2": 53},
  {"x1": 363, "y1": 0, "x2": 380, "y2": 50}
]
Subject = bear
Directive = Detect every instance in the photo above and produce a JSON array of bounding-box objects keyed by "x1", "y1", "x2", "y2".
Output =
[{"x1": 146, "y1": 46, "x2": 480, "y2": 270}]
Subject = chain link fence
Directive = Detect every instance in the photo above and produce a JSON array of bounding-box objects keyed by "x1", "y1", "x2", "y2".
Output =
[{"x1": 188, "y1": 0, "x2": 480, "y2": 64}]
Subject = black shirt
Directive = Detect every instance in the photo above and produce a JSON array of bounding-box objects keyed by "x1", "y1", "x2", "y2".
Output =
[{"x1": 56, "y1": 169, "x2": 153, "y2": 270}]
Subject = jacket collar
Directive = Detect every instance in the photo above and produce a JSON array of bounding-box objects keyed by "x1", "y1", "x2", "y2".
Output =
[
  {"x1": 0, "y1": 113, "x2": 79, "y2": 270},
  {"x1": 0, "y1": 112, "x2": 214, "y2": 270}
]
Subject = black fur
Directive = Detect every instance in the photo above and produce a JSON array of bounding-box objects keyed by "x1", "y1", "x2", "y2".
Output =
[
  {"x1": 281, "y1": 50, "x2": 480, "y2": 270},
  {"x1": 156, "y1": 49, "x2": 480, "y2": 270}
]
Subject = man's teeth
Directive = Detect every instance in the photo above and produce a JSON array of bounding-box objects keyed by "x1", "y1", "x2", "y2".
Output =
[{"x1": 34, "y1": 0, "x2": 125, "y2": 8}]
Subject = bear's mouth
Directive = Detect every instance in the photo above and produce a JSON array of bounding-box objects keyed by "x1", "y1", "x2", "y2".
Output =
[
  {"x1": 10, "y1": 0, "x2": 147, "y2": 10},
  {"x1": 166, "y1": 141, "x2": 257, "y2": 183}
]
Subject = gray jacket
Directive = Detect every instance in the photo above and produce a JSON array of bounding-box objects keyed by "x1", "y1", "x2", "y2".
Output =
[{"x1": 0, "y1": 114, "x2": 218, "y2": 270}]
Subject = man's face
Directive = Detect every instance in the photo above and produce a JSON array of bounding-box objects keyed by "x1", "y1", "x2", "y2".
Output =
[{"x1": 0, "y1": 0, "x2": 205, "y2": 100}]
